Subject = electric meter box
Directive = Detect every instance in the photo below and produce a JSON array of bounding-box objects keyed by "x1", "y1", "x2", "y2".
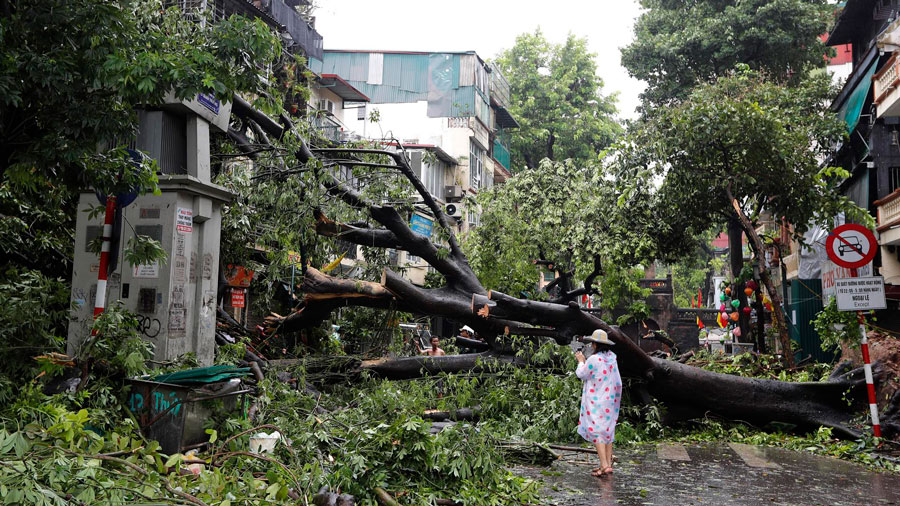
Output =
[{"x1": 68, "y1": 100, "x2": 233, "y2": 365}]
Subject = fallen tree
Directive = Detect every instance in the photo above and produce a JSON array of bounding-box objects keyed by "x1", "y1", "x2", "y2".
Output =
[{"x1": 229, "y1": 96, "x2": 896, "y2": 440}]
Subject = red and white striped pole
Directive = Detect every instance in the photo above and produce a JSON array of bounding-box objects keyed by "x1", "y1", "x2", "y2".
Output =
[
  {"x1": 852, "y1": 267, "x2": 881, "y2": 438},
  {"x1": 858, "y1": 311, "x2": 882, "y2": 437},
  {"x1": 92, "y1": 196, "x2": 117, "y2": 334}
]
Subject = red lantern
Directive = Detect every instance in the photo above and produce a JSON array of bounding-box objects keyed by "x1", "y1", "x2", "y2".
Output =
[
  {"x1": 742, "y1": 306, "x2": 752, "y2": 316},
  {"x1": 747, "y1": 280, "x2": 759, "y2": 291}
]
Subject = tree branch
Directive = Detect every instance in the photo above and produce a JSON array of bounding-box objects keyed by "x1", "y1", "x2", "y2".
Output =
[
  {"x1": 313, "y1": 147, "x2": 468, "y2": 263},
  {"x1": 314, "y1": 210, "x2": 407, "y2": 250}
]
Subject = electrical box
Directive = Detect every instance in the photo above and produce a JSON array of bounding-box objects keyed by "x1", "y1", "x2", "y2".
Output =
[{"x1": 68, "y1": 98, "x2": 233, "y2": 365}]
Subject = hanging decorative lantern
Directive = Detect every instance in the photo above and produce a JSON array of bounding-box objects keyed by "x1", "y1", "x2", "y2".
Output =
[
  {"x1": 720, "y1": 294, "x2": 727, "y2": 302},
  {"x1": 733, "y1": 326, "x2": 742, "y2": 338},
  {"x1": 730, "y1": 311, "x2": 740, "y2": 322},
  {"x1": 742, "y1": 306, "x2": 752, "y2": 316},
  {"x1": 725, "y1": 287, "x2": 732, "y2": 296},
  {"x1": 731, "y1": 299, "x2": 740, "y2": 309},
  {"x1": 721, "y1": 312, "x2": 729, "y2": 322},
  {"x1": 747, "y1": 280, "x2": 759, "y2": 291},
  {"x1": 744, "y1": 287, "x2": 754, "y2": 296}
]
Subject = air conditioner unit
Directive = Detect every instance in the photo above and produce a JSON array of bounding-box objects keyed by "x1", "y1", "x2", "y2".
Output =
[
  {"x1": 444, "y1": 203, "x2": 463, "y2": 219},
  {"x1": 444, "y1": 185, "x2": 463, "y2": 201},
  {"x1": 318, "y1": 99, "x2": 336, "y2": 115}
]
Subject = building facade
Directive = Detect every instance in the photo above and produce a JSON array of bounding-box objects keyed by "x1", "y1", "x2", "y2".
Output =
[
  {"x1": 826, "y1": 0, "x2": 900, "y2": 332},
  {"x1": 308, "y1": 50, "x2": 519, "y2": 285}
]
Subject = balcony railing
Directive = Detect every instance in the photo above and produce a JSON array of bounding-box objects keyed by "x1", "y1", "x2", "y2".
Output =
[
  {"x1": 174, "y1": 1, "x2": 322, "y2": 60},
  {"x1": 488, "y1": 62, "x2": 511, "y2": 109},
  {"x1": 312, "y1": 114, "x2": 343, "y2": 143},
  {"x1": 877, "y1": 189, "x2": 900, "y2": 232},
  {"x1": 263, "y1": 0, "x2": 323, "y2": 60},
  {"x1": 783, "y1": 252, "x2": 799, "y2": 280},
  {"x1": 874, "y1": 53, "x2": 900, "y2": 118},
  {"x1": 492, "y1": 137, "x2": 511, "y2": 170}
]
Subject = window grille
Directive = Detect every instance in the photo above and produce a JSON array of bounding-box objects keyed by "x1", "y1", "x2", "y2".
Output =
[{"x1": 469, "y1": 140, "x2": 484, "y2": 189}]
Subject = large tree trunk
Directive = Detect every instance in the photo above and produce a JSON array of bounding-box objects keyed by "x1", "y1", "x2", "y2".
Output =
[
  {"x1": 360, "y1": 352, "x2": 526, "y2": 380},
  {"x1": 727, "y1": 218, "x2": 751, "y2": 344},
  {"x1": 727, "y1": 193, "x2": 794, "y2": 367},
  {"x1": 231, "y1": 97, "x2": 882, "y2": 439}
]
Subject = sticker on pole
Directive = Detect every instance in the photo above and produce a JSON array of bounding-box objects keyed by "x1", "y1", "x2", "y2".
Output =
[
  {"x1": 176, "y1": 208, "x2": 193, "y2": 233},
  {"x1": 825, "y1": 223, "x2": 877, "y2": 270},
  {"x1": 834, "y1": 276, "x2": 887, "y2": 311}
]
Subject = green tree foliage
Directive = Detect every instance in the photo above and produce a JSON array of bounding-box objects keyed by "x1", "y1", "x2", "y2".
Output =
[
  {"x1": 494, "y1": 30, "x2": 621, "y2": 170},
  {"x1": 621, "y1": 0, "x2": 833, "y2": 107},
  {"x1": 632, "y1": 69, "x2": 863, "y2": 256},
  {"x1": 0, "y1": 0, "x2": 282, "y2": 276},
  {"x1": 466, "y1": 159, "x2": 656, "y2": 296}
]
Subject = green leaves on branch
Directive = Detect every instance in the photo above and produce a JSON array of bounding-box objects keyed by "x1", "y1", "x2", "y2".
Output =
[
  {"x1": 630, "y1": 69, "x2": 859, "y2": 258},
  {"x1": 622, "y1": 0, "x2": 833, "y2": 108},
  {"x1": 493, "y1": 30, "x2": 621, "y2": 170},
  {"x1": 812, "y1": 299, "x2": 865, "y2": 352}
]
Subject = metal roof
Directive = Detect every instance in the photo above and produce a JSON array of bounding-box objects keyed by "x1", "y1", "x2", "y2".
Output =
[
  {"x1": 494, "y1": 106, "x2": 520, "y2": 129},
  {"x1": 316, "y1": 74, "x2": 370, "y2": 102},
  {"x1": 398, "y1": 143, "x2": 458, "y2": 165}
]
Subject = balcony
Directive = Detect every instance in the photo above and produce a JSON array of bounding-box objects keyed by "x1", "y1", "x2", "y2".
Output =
[
  {"x1": 876, "y1": 190, "x2": 900, "y2": 284},
  {"x1": 312, "y1": 114, "x2": 343, "y2": 143},
  {"x1": 874, "y1": 53, "x2": 900, "y2": 118},
  {"x1": 783, "y1": 252, "x2": 800, "y2": 280},
  {"x1": 262, "y1": 0, "x2": 323, "y2": 60},
  {"x1": 488, "y1": 63, "x2": 511, "y2": 109},
  {"x1": 492, "y1": 137, "x2": 511, "y2": 170},
  {"x1": 877, "y1": 189, "x2": 900, "y2": 244},
  {"x1": 178, "y1": 1, "x2": 322, "y2": 60}
]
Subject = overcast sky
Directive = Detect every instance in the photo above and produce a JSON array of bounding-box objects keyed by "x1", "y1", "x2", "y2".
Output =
[{"x1": 314, "y1": 1, "x2": 647, "y2": 119}]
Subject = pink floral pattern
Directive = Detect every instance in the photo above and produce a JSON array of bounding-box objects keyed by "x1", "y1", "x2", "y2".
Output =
[{"x1": 575, "y1": 350, "x2": 622, "y2": 445}]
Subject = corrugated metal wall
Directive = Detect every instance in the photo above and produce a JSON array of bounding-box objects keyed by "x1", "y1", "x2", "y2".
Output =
[
  {"x1": 316, "y1": 52, "x2": 483, "y2": 119},
  {"x1": 789, "y1": 279, "x2": 835, "y2": 363}
]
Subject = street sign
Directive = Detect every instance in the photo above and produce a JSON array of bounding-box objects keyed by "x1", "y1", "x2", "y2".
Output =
[
  {"x1": 834, "y1": 276, "x2": 887, "y2": 311},
  {"x1": 821, "y1": 259, "x2": 873, "y2": 302},
  {"x1": 409, "y1": 214, "x2": 433, "y2": 238},
  {"x1": 230, "y1": 288, "x2": 246, "y2": 308},
  {"x1": 825, "y1": 223, "x2": 877, "y2": 270}
]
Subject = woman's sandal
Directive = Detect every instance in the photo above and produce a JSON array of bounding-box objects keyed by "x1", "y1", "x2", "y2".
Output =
[
  {"x1": 600, "y1": 466, "x2": 614, "y2": 477},
  {"x1": 590, "y1": 467, "x2": 605, "y2": 477}
]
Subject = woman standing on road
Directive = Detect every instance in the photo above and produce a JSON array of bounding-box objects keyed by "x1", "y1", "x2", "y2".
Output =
[{"x1": 575, "y1": 329, "x2": 623, "y2": 477}]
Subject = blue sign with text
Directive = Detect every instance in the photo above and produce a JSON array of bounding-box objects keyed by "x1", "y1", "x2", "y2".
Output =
[
  {"x1": 197, "y1": 93, "x2": 220, "y2": 114},
  {"x1": 410, "y1": 214, "x2": 433, "y2": 238}
]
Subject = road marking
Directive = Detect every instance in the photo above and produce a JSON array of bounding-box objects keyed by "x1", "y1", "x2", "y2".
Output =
[
  {"x1": 728, "y1": 443, "x2": 782, "y2": 469},
  {"x1": 657, "y1": 443, "x2": 691, "y2": 461}
]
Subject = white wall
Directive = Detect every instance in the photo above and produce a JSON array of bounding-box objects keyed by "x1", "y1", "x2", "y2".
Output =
[
  {"x1": 309, "y1": 87, "x2": 347, "y2": 125},
  {"x1": 828, "y1": 62, "x2": 853, "y2": 86}
]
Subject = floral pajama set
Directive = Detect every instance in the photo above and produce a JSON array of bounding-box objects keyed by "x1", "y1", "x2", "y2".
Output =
[{"x1": 576, "y1": 350, "x2": 622, "y2": 445}]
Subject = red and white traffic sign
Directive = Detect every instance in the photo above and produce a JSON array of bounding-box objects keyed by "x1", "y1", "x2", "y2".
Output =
[
  {"x1": 826, "y1": 223, "x2": 883, "y2": 438},
  {"x1": 825, "y1": 223, "x2": 877, "y2": 270}
]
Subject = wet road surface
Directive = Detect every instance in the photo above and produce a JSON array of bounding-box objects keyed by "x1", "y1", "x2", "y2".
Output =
[{"x1": 514, "y1": 442, "x2": 900, "y2": 505}]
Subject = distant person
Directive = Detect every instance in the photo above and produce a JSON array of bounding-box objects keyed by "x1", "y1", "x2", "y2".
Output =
[
  {"x1": 458, "y1": 325, "x2": 482, "y2": 353},
  {"x1": 575, "y1": 329, "x2": 622, "y2": 478},
  {"x1": 417, "y1": 336, "x2": 445, "y2": 356}
]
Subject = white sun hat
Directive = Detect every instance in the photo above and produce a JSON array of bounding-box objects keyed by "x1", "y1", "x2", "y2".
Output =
[{"x1": 583, "y1": 329, "x2": 614, "y2": 346}]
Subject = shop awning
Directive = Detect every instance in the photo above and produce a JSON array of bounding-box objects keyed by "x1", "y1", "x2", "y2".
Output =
[
  {"x1": 317, "y1": 74, "x2": 370, "y2": 103},
  {"x1": 833, "y1": 48, "x2": 878, "y2": 133}
]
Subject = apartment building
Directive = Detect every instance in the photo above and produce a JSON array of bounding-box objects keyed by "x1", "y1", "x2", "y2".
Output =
[{"x1": 309, "y1": 50, "x2": 519, "y2": 284}]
